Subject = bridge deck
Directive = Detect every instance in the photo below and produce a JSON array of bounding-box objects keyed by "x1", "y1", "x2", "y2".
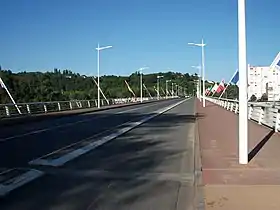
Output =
[
  {"x1": 0, "y1": 98, "x2": 197, "y2": 210},
  {"x1": 197, "y1": 99, "x2": 280, "y2": 210}
]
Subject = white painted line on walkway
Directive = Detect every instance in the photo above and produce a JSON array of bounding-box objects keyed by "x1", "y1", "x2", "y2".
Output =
[
  {"x1": 0, "y1": 168, "x2": 44, "y2": 197},
  {"x1": 29, "y1": 99, "x2": 188, "y2": 167},
  {"x1": 0, "y1": 101, "x2": 165, "y2": 142}
]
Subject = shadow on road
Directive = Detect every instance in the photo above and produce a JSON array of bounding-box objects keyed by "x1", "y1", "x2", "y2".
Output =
[
  {"x1": 248, "y1": 129, "x2": 275, "y2": 162},
  {"x1": 0, "y1": 108, "x2": 198, "y2": 210}
]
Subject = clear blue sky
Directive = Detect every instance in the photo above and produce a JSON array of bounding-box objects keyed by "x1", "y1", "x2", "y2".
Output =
[{"x1": 0, "y1": 0, "x2": 279, "y2": 81}]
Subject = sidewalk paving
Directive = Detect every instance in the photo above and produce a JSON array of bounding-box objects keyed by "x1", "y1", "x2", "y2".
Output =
[{"x1": 196, "y1": 99, "x2": 280, "y2": 210}]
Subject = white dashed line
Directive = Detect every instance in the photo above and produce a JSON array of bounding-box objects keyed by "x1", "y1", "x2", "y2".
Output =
[{"x1": 0, "y1": 168, "x2": 44, "y2": 197}]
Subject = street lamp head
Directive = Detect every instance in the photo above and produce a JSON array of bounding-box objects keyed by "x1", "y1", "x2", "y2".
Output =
[
  {"x1": 188, "y1": 42, "x2": 206, "y2": 47},
  {"x1": 139, "y1": 67, "x2": 149, "y2": 71},
  {"x1": 157, "y1": 75, "x2": 164, "y2": 78},
  {"x1": 191, "y1": 65, "x2": 201, "y2": 69},
  {"x1": 96, "y1": 45, "x2": 113, "y2": 51}
]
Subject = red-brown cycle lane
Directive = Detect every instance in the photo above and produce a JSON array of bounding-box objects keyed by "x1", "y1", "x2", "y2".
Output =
[{"x1": 196, "y1": 99, "x2": 280, "y2": 210}]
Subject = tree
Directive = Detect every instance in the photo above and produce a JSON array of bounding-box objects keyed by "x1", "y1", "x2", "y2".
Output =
[
  {"x1": 224, "y1": 85, "x2": 238, "y2": 99},
  {"x1": 0, "y1": 69, "x2": 201, "y2": 103},
  {"x1": 259, "y1": 93, "x2": 268, "y2": 102},
  {"x1": 249, "y1": 94, "x2": 257, "y2": 102}
]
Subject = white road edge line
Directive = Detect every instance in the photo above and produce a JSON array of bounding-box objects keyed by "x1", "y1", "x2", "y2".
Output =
[
  {"x1": 29, "y1": 98, "x2": 189, "y2": 167},
  {"x1": 25, "y1": 120, "x2": 132, "y2": 163},
  {"x1": 0, "y1": 169, "x2": 44, "y2": 197}
]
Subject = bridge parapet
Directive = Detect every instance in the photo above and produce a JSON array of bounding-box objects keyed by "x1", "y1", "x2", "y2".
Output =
[
  {"x1": 0, "y1": 96, "x2": 178, "y2": 118},
  {"x1": 206, "y1": 97, "x2": 280, "y2": 132}
]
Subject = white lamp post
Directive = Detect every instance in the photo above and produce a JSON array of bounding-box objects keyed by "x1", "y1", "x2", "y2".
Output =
[
  {"x1": 188, "y1": 40, "x2": 206, "y2": 107},
  {"x1": 166, "y1": 80, "x2": 171, "y2": 99},
  {"x1": 157, "y1": 75, "x2": 164, "y2": 100},
  {"x1": 191, "y1": 65, "x2": 202, "y2": 101},
  {"x1": 172, "y1": 82, "x2": 176, "y2": 98},
  {"x1": 238, "y1": 0, "x2": 248, "y2": 164},
  {"x1": 139, "y1": 67, "x2": 149, "y2": 103},
  {"x1": 96, "y1": 43, "x2": 112, "y2": 108}
]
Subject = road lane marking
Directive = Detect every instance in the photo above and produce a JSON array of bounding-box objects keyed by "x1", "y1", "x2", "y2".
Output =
[
  {"x1": 29, "y1": 99, "x2": 188, "y2": 167},
  {"x1": 0, "y1": 101, "x2": 169, "y2": 142},
  {"x1": 0, "y1": 168, "x2": 44, "y2": 197}
]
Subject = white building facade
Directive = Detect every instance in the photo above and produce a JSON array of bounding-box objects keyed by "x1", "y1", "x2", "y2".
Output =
[{"x1": 248, "y1": 53, "x2": 280, "y2": 101}]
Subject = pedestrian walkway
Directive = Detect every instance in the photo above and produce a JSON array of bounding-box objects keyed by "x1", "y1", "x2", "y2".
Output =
[{"x1": 196, "y1": 99, "x2": 280, "y2": 210}]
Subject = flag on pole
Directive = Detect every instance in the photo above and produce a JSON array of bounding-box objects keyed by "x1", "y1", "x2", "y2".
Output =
[
  {"x1": 277, "y1": 58, "x2": 280, "y2": 68},
  {"x1": 271, "y1": 52, "x2": 280, "y2": 70},
  {"x1": 218, "y1": 69, "x2": 241, "y2": 99},
  {"x1": 205, "y1": 83, "x2": 214, "y2": 96},
  {"x1": 216, "y1": 80, "x2": 225, "y2": 93},
  {"x1": 210, "y1": 83, "x2": 220, "y2": 96},
  {"x1": 211, "y1": 83, "x2": 219, "y2": 93},
  {"x1": 205, "y1": 87, "x2": 211, "y2": 95},
  {"x1": 124, "y1": 80, "x2": 136, "y2": 97},
  {"x1": 208, "y1": 83, "x2": 217, "y2": 94},
  {"x1": 230, "y1": 70, "x2": 239, "y2": 86}
]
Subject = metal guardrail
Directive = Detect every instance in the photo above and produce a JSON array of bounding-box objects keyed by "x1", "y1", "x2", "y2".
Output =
[
  {"x1": 206, "y1": 97, "x2": 280, "y2": 132},
  {"x1": 0, "y1": 97, "x2": 176, "y2": 119}
]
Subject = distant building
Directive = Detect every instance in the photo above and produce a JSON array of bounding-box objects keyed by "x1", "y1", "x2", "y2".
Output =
[{"x1": 248, "y1": 52, "x2": 280, "y2": 101}]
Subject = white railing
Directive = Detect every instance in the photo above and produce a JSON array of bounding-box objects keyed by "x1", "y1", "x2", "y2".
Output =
[
  {"x1": 0, "y1": 96, "x2": 177, "y2": 119},
  {"x1": 206, "y1": 97, "x2": 280, "y2": 132}
]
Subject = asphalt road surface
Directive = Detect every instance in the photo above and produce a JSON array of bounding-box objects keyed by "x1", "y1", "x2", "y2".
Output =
[
  {"x1": 0, "y1": 99, "x2": 182, "y2": 168},
  {"x1": 0, "y1": 98, "x2": 197, "y2": 210}
]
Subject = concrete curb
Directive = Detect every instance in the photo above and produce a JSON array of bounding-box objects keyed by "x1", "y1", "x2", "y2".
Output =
[
  {"x1": 0, "y1": 99, "x2": 175, "y2": 127},
  {"x1": 194, "y1": 100, "x2": 206, "y2": 210}
]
